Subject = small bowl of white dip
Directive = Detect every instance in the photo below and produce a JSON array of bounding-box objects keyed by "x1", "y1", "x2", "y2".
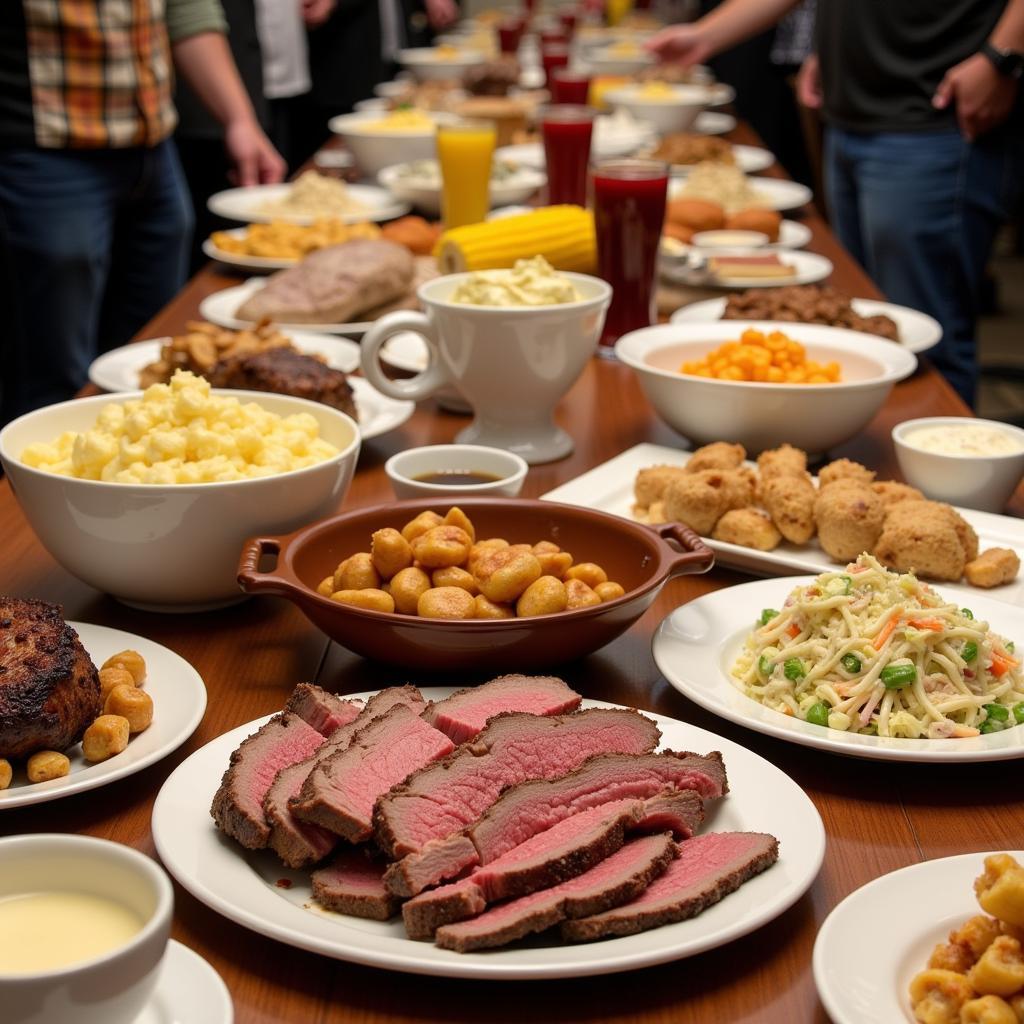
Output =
[{"x1": 893, "y1": 416, "x2": 1024, "y2": 512}]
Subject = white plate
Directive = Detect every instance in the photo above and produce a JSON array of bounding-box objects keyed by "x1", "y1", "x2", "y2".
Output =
[
  {"x1": 661, "y1": 220, "x2": 812, "y2": 259},
  {"x1": 139, "y1": 940, "x2": 234, "y2": 1024},
  {"x1": 350, "y1": 377, "x2": 415, "y2": 441},
  {"x1": 695, "y1": 112, "x2": 737, "y2": 135},
  {"x1": 653, "y1": 577, "x2": 1024, "y2": 762},
  {"x1": 207, "y1": 184, "x2": 410, "y2": 226},
  {"x1": 0, "y1": 623, "x2": 206, "y2": 809},
  {"x1": 666, "y1": 144, "x2": 774, "y2": 176},
  {"x1": 380, "y1": 331, "x2": 428, "y2": 373},
  {"x1": 670, "y1": 297, "x2": 942, "y2": 355},
  {"x1": 88, "y1": 332, "x2": 361, "y2": 393},
  {"x1": 377, "y1": 161, "x2": 546, "y2": 218},
  {"x1": 202, "y1": 230, "x2": 298, "y2": 272},
  {"x1": 663, "y1": 250, "x2": 833, "y2": 289},
  {"x1": 669, "y1": 175, "x2": 813, "y2": 213},
  {"x1": 813, "y1": 852, "x2": 1024, "y2": 1023},
  {"x1": 541, "y1": 442, "x2": 1024, "y2": 606},
  {"x1": 151, "y1": 690, "x2": 824, "y2": 980}
]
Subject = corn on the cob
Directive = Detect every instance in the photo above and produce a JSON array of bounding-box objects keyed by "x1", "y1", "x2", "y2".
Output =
[{"x1": 435, "y1": 205, "x2": 597, "y2": 274}]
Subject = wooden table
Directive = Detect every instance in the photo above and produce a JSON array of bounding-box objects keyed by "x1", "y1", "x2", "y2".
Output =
[{"x1": 3, "y1": 135, "x2": 1019, "y2": 1024}]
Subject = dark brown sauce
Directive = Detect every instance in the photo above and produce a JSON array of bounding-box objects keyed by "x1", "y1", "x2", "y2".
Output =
[{"x1": 413, "y1": 470, "x2": 504, "y2": 486}]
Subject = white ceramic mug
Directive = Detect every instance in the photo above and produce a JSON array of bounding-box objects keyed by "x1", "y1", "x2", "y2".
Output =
[{"x1": 361, "y1": 272, "x2": 611, "y2": 464}]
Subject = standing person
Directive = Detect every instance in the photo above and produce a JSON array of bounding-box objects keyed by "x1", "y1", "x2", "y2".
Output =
[
  {"x1": 0, "y1": 0, "x2": 285, "y2": 424},
  {"x1": 647, "y1": 0, "x2": 1024, "y2": 407}
]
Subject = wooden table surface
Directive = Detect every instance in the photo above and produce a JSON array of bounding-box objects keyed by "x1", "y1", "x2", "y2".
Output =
[{"x1": 3, "y1": 127, "x2": 1019, "y2": 1024}]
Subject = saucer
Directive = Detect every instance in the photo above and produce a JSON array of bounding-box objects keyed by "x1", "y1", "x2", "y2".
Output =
[{"x1": 136, "y1": 941, "x2": 233, "y2": 1024}]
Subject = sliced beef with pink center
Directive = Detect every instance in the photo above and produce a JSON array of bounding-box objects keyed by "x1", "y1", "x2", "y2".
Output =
[
  {"x1": 312, "y1": 849, "x2": 401, "y2": 921},
  {"x1": 283, "y1": 683, "x2": 363, "y2": 737}
]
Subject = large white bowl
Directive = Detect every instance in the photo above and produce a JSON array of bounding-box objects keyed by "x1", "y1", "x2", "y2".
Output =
[
  {"x1": 377, "y1": 160, "x2": 546, "y2": 217},
  {"x1": 327, "y1": 111, "x2": 458, "y2": 177},
  {"x1": 1, "y1": 834, "x2": 173, "y2": 1024},
  {"x1": 893, "y1": 416, "x2": 1024, "y2": 513},
  {"x1": 398, "y1": 47, "x2": 488, "y2": 81},
  {"x1": 605, "y1": 83, "x2": 732, "y2": 135},
  {"x1": 0, "y1": 390, "x2": 360, "y2": 611},
  {"x1": 614, "y1": 322, "x2": 918, "y2": 455},
  {"x1": 585, "y1": 46, "x2": 656, "y2": 76}
]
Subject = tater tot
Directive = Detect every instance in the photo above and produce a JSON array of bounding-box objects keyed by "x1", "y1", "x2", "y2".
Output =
[
  {"x1": 432, "y1": 566, "x2": 478, "y2": 594},
  {"x1": 82, "y1": 715, "x2": 130, "y2": 763},
  {"x1": 468, "y1": 538, "x2": 510, "y2": 573},
  {"x1": 565, "y1": 578, "x2": 601, "y2": 609},
  {"x1": 0, "y1": 759, "x2": 11, "y2": 790},
  {"x1": 443, "y1": 506, "x2": 476, "y2": 542},
  {"x1": 516, "y1": 576, "x2": 569, "y2": 617},
  {"x1": 371, "y1": 528, "x2": 413, "y2": 580},
  {"x1": 100, "y1": 649, "x2": 146, "y2": 686},
  {"x1": 99, "y1": 665, "x2": 136, "y2": 701},
  {"x1": 26, "y1": 750, "x2": 70, "y2": 783},
  {"x1": 418, "y1": 586, "x2": 476, "y2": 619},
  {"x1": 594, "y1": 581, "x2": 626, "y2": 602},
  {"x1": 535, "y1": 549, "x2": 573, "y2": 577},
  {"x1": 401, "y1": 511, "x2": 444, "y2": 542},
  {"x1": 960, "y1": 996, "x2": 1017, "y2": 1024},
  {"x1": 389, "y1": 567, "x2": 432, "y2": 615},
  {"x1": 968, "y1": 937, "x2": 1024, "y2": 996},
  {"x1": 564, "y1": 563, "x2": 608, "y2": 588},
  {"x1": 965, "y1": 548, "x2": 1021, "y2": 589},
  {"x1": 330, "y1": 588, "x2": 395, "y2": 613},
  {"x1": 712, "y1": 508, "x2": 782, "y2": 551},
  {"x1": 473, "y1": 595, "x2": 515, "y2": 619},
  {"x1": 334, "y1": 552, "x2": 381, "y2": 591},
  {"x1": 103, "y1": 684, "x2": 154, "y2": 734},
  {"x1": 411, "y1": 526, "x2": 472, "y2": 569},
  {"x1": 475, "y1": 549, "x2": 543, "y2": 604}
]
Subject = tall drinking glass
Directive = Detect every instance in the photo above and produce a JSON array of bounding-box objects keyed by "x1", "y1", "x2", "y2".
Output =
[
  {"x1": 497, "y1": 18, "x2": 525, "y2": 54},
  {"x1": 592, "y1": 158, "x2": 669, "y2": 355},
  {"x1": 550, "y1": 69, "x2": 591, "y2": 105},
  {"x1": 436, "y1": 120, "x2": 497, "y2": 229},
  {"x1": 541, "y1": 105, "x2": 595, "y2": 207},
  {"x1": 558, "y1": 8, "x2": 579, "y2": 35},
  {"x1": 540, "y1": 43, "x2": 570, "y2": 87}
]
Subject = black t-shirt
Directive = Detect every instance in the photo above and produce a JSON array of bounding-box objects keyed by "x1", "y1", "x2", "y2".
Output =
[{"x1": 816, "y1": 0, "x2": 1006, "y2": 131}]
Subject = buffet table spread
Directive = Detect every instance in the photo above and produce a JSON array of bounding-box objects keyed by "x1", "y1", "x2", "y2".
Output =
[{"x1": 3, "y1": 119, "x2": 1022, "y2": 1024}]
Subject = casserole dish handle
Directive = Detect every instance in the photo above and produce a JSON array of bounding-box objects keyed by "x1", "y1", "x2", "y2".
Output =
[
  {"x1": 653, "y1": 522, "x2": 715, "y2": 577},
  {"x1": 237, "y1": 536, "x2": 305, "y2": 597}
]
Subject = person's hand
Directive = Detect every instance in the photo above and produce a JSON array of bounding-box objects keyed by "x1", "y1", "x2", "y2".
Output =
[
  {"x1": 644, "y1": 24, "x2": 711, "y2": 67},
  {"x1": 796, "y1": 53, "x2": 822, "y2": 109},
  {"x1": 301, "y1": 0, "x2": 335, "y2": 27},
  {"x1": 933, "y1": 52, "x2": 1019, "y2": 141},
  {"x1": 425, "y1": 0, "x2": 458, "y2": 31},
  {"x1": 224, "y1": 118, "x2": 286, "y2": 186}
]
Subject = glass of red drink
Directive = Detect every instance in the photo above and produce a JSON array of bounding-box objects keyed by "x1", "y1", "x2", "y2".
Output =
[
  {"x1": 539, "y1": 26, "x2": 567, "y2": 47},
  {"x1": 540, "y1": 44, "x2": 570, "y2": 87},
  {"x1": 541, "y1": 105, "x2": 596, "y2": 207},
  {"x1": 497, "y1": 19, "x2": 525, "y2": 54},
  {"x1": 592, "y1": 159, "x2": 669, "y2": 356},
  {"x1": 558, "y1": 8, "x2": 579, "y2": 35},
  {"x1": 550, "y1": 69, "x2": 591, "y2": 105}
]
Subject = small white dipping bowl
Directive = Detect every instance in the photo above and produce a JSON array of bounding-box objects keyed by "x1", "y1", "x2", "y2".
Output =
[
  {"x1": 327, "y1": 111, "x2": 459, "y2": 178},
  {"x1": 385, "y1": 444, "x2": 528, "y2": 499},
  {"x1": 615, "y1": 321, "x2": 918, "y2": 455},
  {"x1": 893, "y1": 416, "x2": 1024, "y2": 513},
  {"x1": 398, "y1": 47, "x2": 488, "y2": 82},
  {"x1": 1, "y1": 834, "x2": 173, "y2": 1024},
  {"x1": 692, "y1": 229, "x2": 769, "y2": 249},
  {"x1": 0, "y1": 390, "x2": 360, "y2": 611},
  {"x1": 604, "y1": 83, "x2": 726, "y2": 134}
]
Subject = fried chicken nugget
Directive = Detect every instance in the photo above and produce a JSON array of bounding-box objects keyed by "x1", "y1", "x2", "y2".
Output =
[
  {"x1": 663, "y1": 469, "x2": 750, "y2": 535},
  {"x1": 818, "y1": 458, "x2": 876, "y2": 490},
  {"x1": 634, "y1": 465, "x2": 689, "y2": 509},
  {"x1": 965, "y1": 548, "x2": 1021, "y2": 588},
  {"x1": 813, "y1": 481, "x2": 886, "y2": 563},
  {"x1": 712, "y1": 508, "x2": 782, "y2": 551},
  {"x1": 685, "y1": 441, "x2": 746, "y2": 474},
  {"x1": 757, "y1": 443, "x2": 808, "y2": 481},
  {"x1": 874, "y1": 500, "x2": 975, "y2": 581},
  {"x1": 872, "y1": 480, "x2": 925, "y2": 507},
  {"x1": 761, "y1": 474, "x2": 817, "y2": 544}
]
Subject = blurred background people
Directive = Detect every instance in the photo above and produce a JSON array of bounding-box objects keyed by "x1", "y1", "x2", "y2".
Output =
[
  {"x1": 648, "y1": 0, "x2": 1024, "y2": 407},
  {"x1": 0, "y1": 0, "x2": 283, "y2": 424}
]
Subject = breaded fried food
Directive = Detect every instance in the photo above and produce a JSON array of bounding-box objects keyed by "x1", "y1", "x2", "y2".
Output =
[
  {"x1": 818, "y1": 458, "x2": 876, "y2": 490},
  {"x1": 813, "y1": 482, "x2": 885, "y2": 563},
  {"x1": 872, "y1": 480, "x2": 925, "y2": 507},
  {"x1": 663, "y1": 222, "x2": 695, "y2": 245},
  {"x1": 964, "y1": 548, "x2": 1021, "y2": 588},
  {"x1": 724, "y1": 208, "x2": 781, "y2": 242},
  {"x1": 757, "y1": 443, "x2": 808, "y2": 481},
  {"x1": 761, "y1": 474, "x2": 817, "y2": 544},
  {"x1": 686, "y1": 441, "x2": 746, "y2": 474},
  {"x1": 663, "y1": 469, "x2": 750, "y2": 535},
  {"x1": 666, "y1": 198, "x2": 725, "y2": 233},
  {"x1": 874, "y1": 500, "x2": 975, "y2": 581},
  {"x1": 634, "y1": 465, "x2": 689, "y2": 508},
  {"x1": 712, "y1": 508, "x2": 781, "y2": 551}
]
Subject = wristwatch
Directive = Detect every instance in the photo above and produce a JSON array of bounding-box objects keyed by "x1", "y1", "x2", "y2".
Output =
[{"x1": 981, "y1": 41, "x2": 1024, "y2": 79}]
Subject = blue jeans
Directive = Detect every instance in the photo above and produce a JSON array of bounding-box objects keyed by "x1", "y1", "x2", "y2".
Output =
[
  {"x1": 0, "y1": 141, "x2": 192, "y2": 422},
  {"x1": 824, "y1": 126, "x2": 1024, "y2": 407}
]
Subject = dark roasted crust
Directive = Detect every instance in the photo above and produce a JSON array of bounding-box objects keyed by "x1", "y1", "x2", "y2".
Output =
[
  {"x1": 312, "y1": 872, "x2": 401, "y2": 921},
  {"x1": 0, "y1": 598, "x2": 100, "y2": 760},
  {"x1": 560, "y1": 833, "x2": 779, "y2": 942}
]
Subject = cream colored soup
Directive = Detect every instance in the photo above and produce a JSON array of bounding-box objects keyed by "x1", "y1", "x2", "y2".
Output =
[{"x1": 903, "y1": 424, "x2": 1024, "y2": 457}]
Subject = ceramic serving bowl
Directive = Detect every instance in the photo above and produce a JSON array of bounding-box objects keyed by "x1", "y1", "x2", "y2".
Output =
[
  {"x1": 385, "y1": 444, "x2": 528, "y2": 499},
  {"x1": 327, "y1": 111, "x2": 459, "y2": 177},
  {"x1": 604, "y1": 83, "x2": 732, "y2": 134},
  {"x1": 585, "y1": 46, "x2": 656, "y2": 76},
  {"x1": 0, "y1": 390, "x2": 360, "y2": 611},
  {"x1": 615, "y1": 321, "x2": 918, "y2": 456},
  {"x1": 1, "y1": 834, "x2": 173, "y2": 1024},
  {"x1": 237, "y1": 497, "x2": 714, "y2": 671},
  {"x1": 893, "y1": 416, "x2": 1024, "y2": 513},
  {"x1": 398, "y1": 47, "x2": 488, "y2": 81}
]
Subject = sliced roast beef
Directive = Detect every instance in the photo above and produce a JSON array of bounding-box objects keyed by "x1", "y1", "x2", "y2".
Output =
[
  {"x1": 264, "y1": 685, "x2": 426, "y2": 868},
  {"x1": 283, "y1": 684, "x2": 363, "y2": 737},
  {"x1": 435, "y1": 833, "x2": 678, "y2": 953},
  {"x1": 291, "y1": 704, "x2": 454, "y2": 842},
  {"x1": 561, "y1": 831, "x2": 779, "y2": 942},
  {"x1": 375, "y1": 708, "x2": 662, "y2": 860},
  {"x1": 422, "y1": 675, "x2": 581, "y2": 744},
  {"x1": 311, "y1": 849, "x2": 402, "y2": 921},
  {"x1": 384, "y1": 750, "x2": 723, "y2": 897},
  {"x1": 634, "y1": 790, "x2": 705, "y2": 839},
  {"x1": 403, "y1": 799, "x2": 646, "y2": 939},
  {"x1": 210, "y1": 712, "x2": 325, "y2": 849}
]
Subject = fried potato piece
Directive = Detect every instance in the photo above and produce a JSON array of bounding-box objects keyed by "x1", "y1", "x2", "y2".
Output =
[
  {"x1": 761, "y1": 474, "x2": 817, "y2": 544},
  {"x1": 712, "y1": 508, "x2": 781, "y2": 550},
  {"x1": 874, "y1": 499, "x2": 975, "y2": 581},
  {"x1": 964, "y1": 548, "x2": 1021, "y2": 589},
  {"x1": 634, "y1": 465, "x2": 689, "y2": 509},
  {"x1": 813, "y1": 482, "x2": 885, "y2": 563},
  {"x1": 757, "y1": 443, "x2": 808, "y2": 481},
  {"x1": 685, "y1": 441, "x2": 746, "y2": 474},
  {"x1": 872, "y1": 480, "x2": 925, "y2": 507},
  {"x1": 818, "y1": 458, "x2": 876, "y2": 489},
  {"x1": 663, "y1": 469, "x2": 753, "y2": 535}
]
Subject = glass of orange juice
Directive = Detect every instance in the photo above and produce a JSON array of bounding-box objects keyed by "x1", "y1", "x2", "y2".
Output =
[{"x1": 436, "y1": 120, "x2": 497, "y2": 229}]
